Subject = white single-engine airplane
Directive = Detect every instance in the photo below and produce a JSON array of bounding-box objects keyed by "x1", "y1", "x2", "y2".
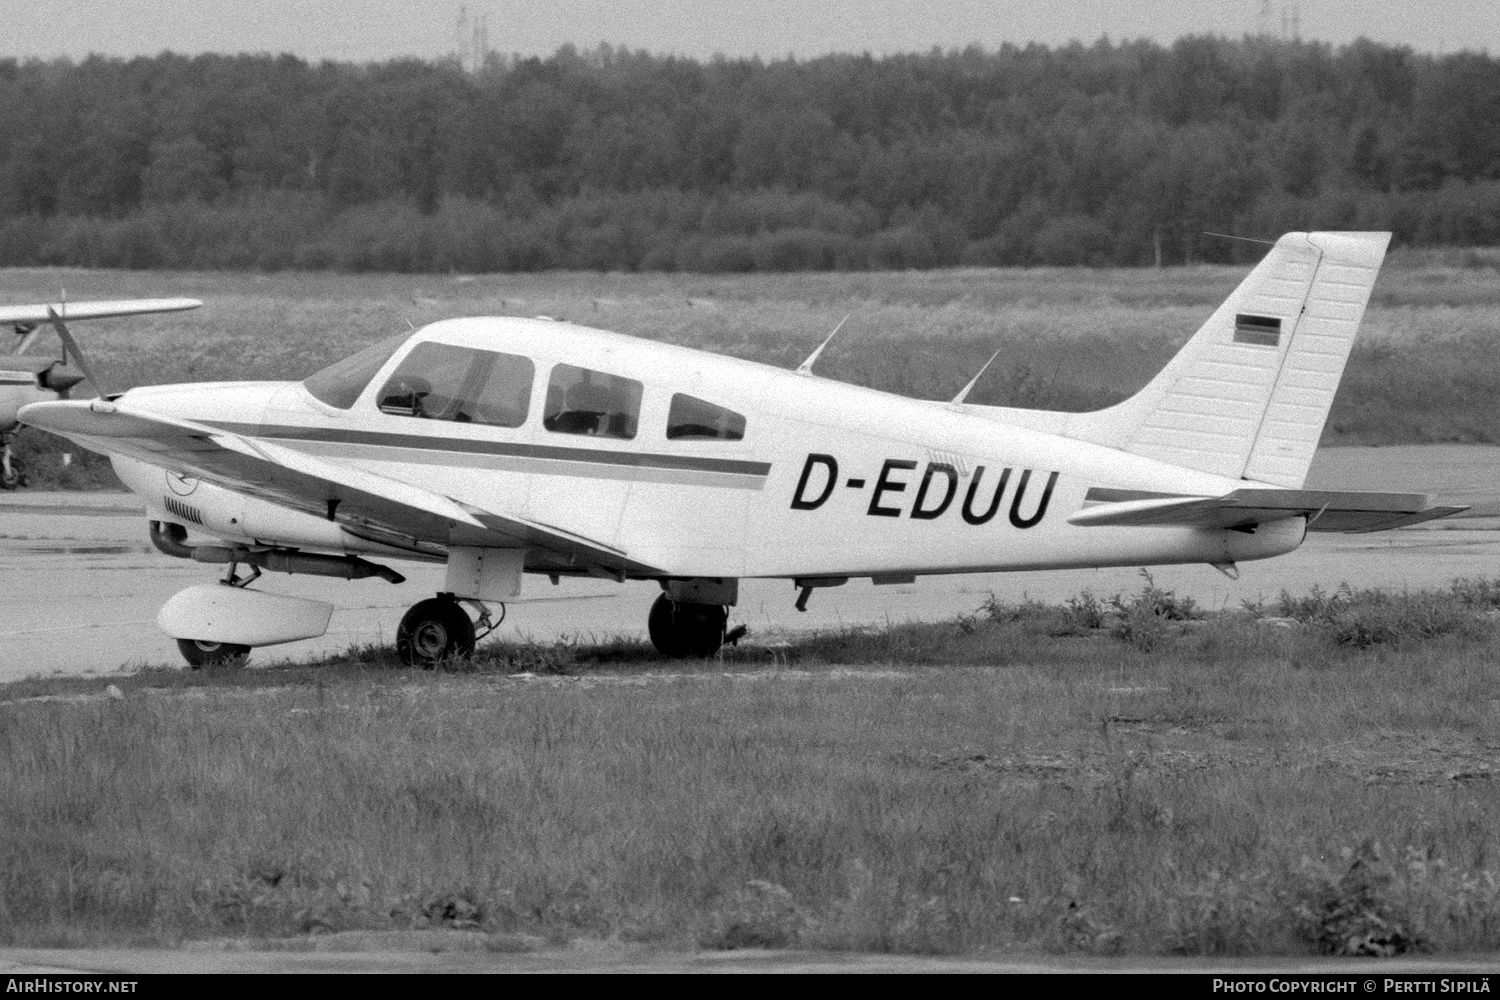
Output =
[
  {"x1": 0, "y1": 298, "x2": 201, "y2": 487},
  {"x1": 17, "y1": 231, "x2": 1464, "y2": 667}
]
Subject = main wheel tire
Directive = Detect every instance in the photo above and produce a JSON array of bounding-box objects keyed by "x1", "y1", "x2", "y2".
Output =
[
  {"x1": 177, "y1": 638, "x2": 251, "y2": 668},
  {"x1": 648, "y1": 594, "x2": 688, "y2": 657},
  {"x1": 647, "y1": 594, "x2": 727, "y2": 658},
  {"x1": 397, "y1": 597, "x2": 476, "y2": 667}
]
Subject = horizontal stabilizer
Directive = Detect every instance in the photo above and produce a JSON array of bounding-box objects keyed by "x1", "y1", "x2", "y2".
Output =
[
  {"x1": 0, "y1": 298, "x2": 202, "y2": 326},
  {"x1": 1069, "y1": 487, "x2": 1466, "y2": 534}
]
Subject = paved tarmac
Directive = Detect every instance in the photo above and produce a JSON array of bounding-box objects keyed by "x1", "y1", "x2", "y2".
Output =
[{"x1": 1, "y1": 445, "x2": 1497, "y2": 681}]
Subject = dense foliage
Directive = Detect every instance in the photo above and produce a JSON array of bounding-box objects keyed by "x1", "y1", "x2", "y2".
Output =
[{"x1": 3, "y1": 37, "x2": 1500, "y2": 271}]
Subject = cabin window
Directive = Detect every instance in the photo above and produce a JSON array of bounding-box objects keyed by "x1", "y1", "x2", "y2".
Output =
[
  {"x1": 542, "y1": 363, "x2": 642, "y2": 439},
  {"x1": 303, "y1": 334, "x2": 408, "y2": 409},
  {"x1": 467, "y1": 353, "x2": 535, "y2": 427},
  {"x1": 666, "y1": 393, "x2": 746, "y2": 441},
  {"x1": 375, "y1": 342, "x2": 533, "y2": 428}
]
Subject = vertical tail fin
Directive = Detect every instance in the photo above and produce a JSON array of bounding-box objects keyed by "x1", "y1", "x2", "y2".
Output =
[{"x1": 979, "y1": 231, "x2": 1390, "y2": 488}]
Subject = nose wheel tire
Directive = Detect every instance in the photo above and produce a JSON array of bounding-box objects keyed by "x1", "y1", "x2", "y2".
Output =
[
  {"x1": 176, "y1": 638, "x2": 251, "y2": 668},
  {"x1": 648, "y1": 594, "x2": 728, "y2": 658},
  {"x1": 397, "y1": 597, "x2": 477, "y2": 667}
]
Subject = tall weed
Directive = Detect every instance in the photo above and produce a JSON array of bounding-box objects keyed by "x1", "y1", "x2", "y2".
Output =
[{"x1": 1272, "y1": 584, "x2": 1488, "y2": 646}]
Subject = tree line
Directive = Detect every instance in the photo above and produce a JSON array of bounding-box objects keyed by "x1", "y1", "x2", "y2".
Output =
[{"x1": 2, "y1": 37, "x2": 1499, "y2": 272}]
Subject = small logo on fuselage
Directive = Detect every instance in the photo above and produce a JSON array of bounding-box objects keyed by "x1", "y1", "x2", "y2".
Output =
[
  {"x1": 166, "y1": 471, "x2": 199, "y2": 496},
  {"x1": 790, "y1": 453, "x2": 1059, "y2": 528}
]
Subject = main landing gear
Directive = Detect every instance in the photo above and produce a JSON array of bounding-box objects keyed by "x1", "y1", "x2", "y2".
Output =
[
  {"x1": 396, "y1": 594, "x2": 503, "y2": 667},
  {"x1": 648, "y1": 593, "x2": 731, "y2": 658}
]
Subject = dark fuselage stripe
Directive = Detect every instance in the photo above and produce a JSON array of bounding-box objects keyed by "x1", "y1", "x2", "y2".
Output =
[
  {"x1": 290, "y1": 438, "x2": 767, "y2": 490},
  {"x1": 203, "y1": 421, "x2": 772, "y2": 478}
]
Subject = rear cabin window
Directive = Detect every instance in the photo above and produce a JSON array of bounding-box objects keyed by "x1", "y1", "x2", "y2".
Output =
[
  {"x1": 375, "y1": 342, "x2": 534, "y2": 428},
  {"x1": 303, "y1": 334, "x2": 408, "y2": 409},
  {"x1": 542, "y1": 364, "x2": 642, "y2": 439},
  {"x1": 666, "y1": 393, "x2": 746, "y2": 441}
]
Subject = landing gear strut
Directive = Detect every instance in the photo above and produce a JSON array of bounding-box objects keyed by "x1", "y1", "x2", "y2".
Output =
[
  {"x1": 397, "y1": 595, "x2": 477, "y2": 667},
  {"x1": 0, "y1": 432, "x2": 25, "y2": 490},
  {"x1": 173, "y1": 559, "x2": 259, "y2": 667},
  {"x1": 648, "y1": 593, "x2": 728, "y2": 658}
]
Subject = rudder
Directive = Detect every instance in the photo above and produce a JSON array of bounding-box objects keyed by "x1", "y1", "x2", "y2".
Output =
[{"x1": 1237, "y1": 232, "x2": 1390, "y2": 486}]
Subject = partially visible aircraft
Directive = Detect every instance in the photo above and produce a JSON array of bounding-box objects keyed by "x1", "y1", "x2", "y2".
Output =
[
  {"x1": 18, "y1": 232, "x2": 1465, "y2": 667},
  {"x1": 0, "y1": 298, "x2": 201, "y2": 486}
]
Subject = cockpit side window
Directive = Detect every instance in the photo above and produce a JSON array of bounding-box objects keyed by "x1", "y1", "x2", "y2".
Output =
[
  {"x1": 469, "y1": 353, "x2": 535, "y2": 428},
  {"x1": 543, "y1": 363, "x2": 642, "y2": 439},
  {"x1": 302, "y1": 334, "x2": 408, "y2": 409},
  {"x1": 375, "y1": 342, "x2": 534, "y2": 427},
  {"x1": 666, "y1": 393, "x2": 746, "y2": 441}
]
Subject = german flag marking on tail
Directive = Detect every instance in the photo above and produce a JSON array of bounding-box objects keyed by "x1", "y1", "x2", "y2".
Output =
[{"x1": 1233, "y1": 313, "x2": 1282, "y2": 347}]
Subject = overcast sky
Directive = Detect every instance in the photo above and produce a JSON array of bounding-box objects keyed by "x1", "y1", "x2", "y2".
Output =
[{"x1": 0, "y1": 1, "x2": 1489, "y2": 63}]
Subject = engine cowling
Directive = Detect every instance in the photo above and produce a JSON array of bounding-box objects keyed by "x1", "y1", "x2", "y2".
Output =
[{"x1": 113, "y1": 454, "x2": 358, "y2": 552}]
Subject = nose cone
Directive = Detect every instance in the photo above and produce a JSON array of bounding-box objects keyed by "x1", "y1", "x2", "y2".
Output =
[{"x1": 40, "y1": 364, "x2": 85, "y2": 393}]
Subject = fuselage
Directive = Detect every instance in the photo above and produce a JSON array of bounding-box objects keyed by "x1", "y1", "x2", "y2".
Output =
[{"x1": 104, "y1": 317, "x2": 1305, "y2": 581}]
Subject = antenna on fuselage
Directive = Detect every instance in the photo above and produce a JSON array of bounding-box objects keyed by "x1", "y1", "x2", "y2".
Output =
[
  {"x1": 14, "y1": 323, "x2": 40, "y2": 354},
  {"x1": 950, "y1": 348, "x2": 1002, "y2": 405},
  {"x1": 796, "y1": 313, "x2": 850, "y2": 376}
]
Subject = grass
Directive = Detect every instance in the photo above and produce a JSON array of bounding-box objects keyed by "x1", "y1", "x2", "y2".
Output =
[
  {"x1": 6, "y1": 578, "x2": 1500, "y2": 956},
  {"x1": 4, "y1": 253, "x2": 1500, "y2": 487}
]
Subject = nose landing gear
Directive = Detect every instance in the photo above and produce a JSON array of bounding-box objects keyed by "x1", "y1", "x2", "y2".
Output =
[
  {"x1": 176, "y1": 637, "x2": 251, "y2": 668},
  {"x1": 0, "y1": 432, "x2": 26, "y2": 490}
]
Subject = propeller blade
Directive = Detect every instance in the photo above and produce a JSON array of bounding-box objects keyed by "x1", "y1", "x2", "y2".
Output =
[{"x1": 45, "y1": 307, "x2": 106, "y2": 398}]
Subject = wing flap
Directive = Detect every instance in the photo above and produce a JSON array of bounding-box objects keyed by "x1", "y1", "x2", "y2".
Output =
[{"x1": 1070, "y1": 487, "x2": 1466, "y2": 533}]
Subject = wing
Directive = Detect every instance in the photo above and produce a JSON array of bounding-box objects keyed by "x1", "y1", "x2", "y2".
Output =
[
  {"x1": 1069, "y1": 487, "x2": 1466, "y2": 533},
  {"x1": 19, "y1": 398, "x2": 664, "y2": 577},
  {"x1": 0, "y1": 298, "x2": 202, "y2": 327}
]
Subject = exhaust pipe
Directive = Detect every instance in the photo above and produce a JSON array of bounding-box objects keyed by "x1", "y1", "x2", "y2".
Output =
[
  {"x1": 149, "y1": 520, "x2": 194, "y2": 558},
  {"x1": 148, "y1": 519, "x2": 404, "y2": 583},
  {"x1": 255, "y1": 550, "x2": 405, "y2": 584}
]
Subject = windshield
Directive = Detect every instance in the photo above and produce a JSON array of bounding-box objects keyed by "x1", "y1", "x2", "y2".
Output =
[{"x1": 302, "y1": 334, "x2": 408, "y2": 409}]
